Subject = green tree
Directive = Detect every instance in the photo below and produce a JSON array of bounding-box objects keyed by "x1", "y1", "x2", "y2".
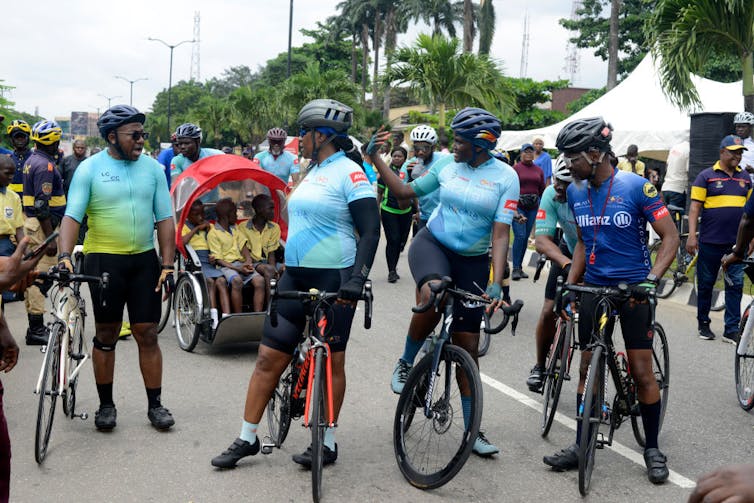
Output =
[
  {"x1": 648, "y1": 0, "x2": 754, "y2": 111},
  {"x1": 567, "y1": 87, "x2": 608, "y2": 114},
  {"x1": 228, "y1": 85, "x2": 281, "y2": 146},
  {"x1": 381, "y1": 1, "x2": 410, "y2": 116},
  {"x1": 191, "y1": 95, "x2": 229, "y2": 148},
  {"x1": 477, "y1": 0, "x2": 495, "y2": 55},
  {"x1": 405, "y1": 0, "x2": 462, "y2": 38},
  {"x1": 281, "y1": 61, "x2": 360, "y2": 114},
  {"x1": 499, "y1": 77, "x2": 569, "y2": 130},
  {"x1": 385, "y1": 34, "x2": 516, "y2": 127},
  {"x1": 147, "y1": 80, "x2": 211, "y2": 140},
  {"x1": 337, "y1": 0, "x2": 375, "y2": 104}
]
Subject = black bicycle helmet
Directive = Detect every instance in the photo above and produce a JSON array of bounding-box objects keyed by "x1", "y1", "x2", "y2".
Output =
[
  {"x1": 450, "y1": 107, "x2": 501, "y2": 148},
  {"x1": 175, "y1": 123, "x2": 202, "y2": 141},
  {"x1": 97, "y1": 105, "x2": 146, "y2": 139},
  {"x1": 555, "y1": 117, "x2": 613, "y2": 153},
  {"x1": 297, "y1": 99, "x2": 353, "y2": 133}
]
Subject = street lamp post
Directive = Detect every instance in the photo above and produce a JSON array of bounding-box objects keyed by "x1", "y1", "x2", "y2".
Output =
[
  {"x1": 114, "y1": 76, "x2": 148, "y2": 106},
  {"x1": 287, "y1": 0, "x2": 294, "y2": 78},
  {"x1": 148, "y1": 37, "x2": 195, "y2": 139},
  {"x1": 98, "y1": 94, "x2": 122, "y2": 109}
]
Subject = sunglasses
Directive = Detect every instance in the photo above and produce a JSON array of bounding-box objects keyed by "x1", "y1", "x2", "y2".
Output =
[
  {"x1": 118, "y1": 131, "x2": 149, "y2": 141},
  {"x1": 299, "y1": 128, "x2": 311, "y2": 138},
  {"x1": 413, "y1": 145, "x2": 433, "y2": 153}
]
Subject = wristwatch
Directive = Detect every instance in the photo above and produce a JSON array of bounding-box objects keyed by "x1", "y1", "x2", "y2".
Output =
[{"x1": 645, "y1": 273, "x2": 659, "y2": 285}]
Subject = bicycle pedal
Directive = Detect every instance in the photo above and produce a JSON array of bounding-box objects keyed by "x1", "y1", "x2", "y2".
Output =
[
  {"x1": 74, "y1": 412, "x2": 88, "y2": 420},
  {"x1": 40, "y1": 345, "x2": 47, "y2": 354},
  {"x1": 260, "y1": 444, "x2": 274, "y2": 455}
]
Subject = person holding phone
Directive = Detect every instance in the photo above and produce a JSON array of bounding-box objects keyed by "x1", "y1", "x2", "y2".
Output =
[{"x1": 21, "y1": 120, "x2": 66, "y2": 346}]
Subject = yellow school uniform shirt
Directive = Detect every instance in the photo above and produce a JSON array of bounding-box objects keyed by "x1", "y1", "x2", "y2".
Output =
[
  {"x1": 180, "y1": 223, "x2": 210, "y2": 251},
  {"x1": 207, "y1": 223, "x2": 244, "y2": 263},
  {"x1": 237, "y1": 220, "x2": 280, "y2": 262},
  {"x1": 0, "y1": 187, "x2": 23, "y2": 236}
]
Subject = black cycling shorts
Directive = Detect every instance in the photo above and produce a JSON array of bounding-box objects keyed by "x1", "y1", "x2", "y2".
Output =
[
  {"x1": 84, "y1": 250, "x2": 161, "y2": 324},
  {"x1": 408, "y1": 228, "x2": 489, "y2": 333},
  {"x1": 577, "y1": 285, "x2": 654, "y2": 351},
  {"x1": 261, "y1": 266, "x2": 356, "y2": 354},
  {"x1": 544, "y1": 240, "x2": 573, "y2": 301}
]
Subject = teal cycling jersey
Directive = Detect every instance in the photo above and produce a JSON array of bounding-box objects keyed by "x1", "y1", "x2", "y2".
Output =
[
  {"x1": 170, "y1": 148, "x2": 224, "y2": 180},
  {"x1": 254, "y1": 150, "x2": 299, "y2": 182},
  {"x1": 411, "y1": 157, "x2": 520, "y2": 256},
  {"x1": 405, "y1": 152, "x2": 452, "y2": 221},
  {"x1": 285, "y1": 151, "x2": 376, "y2": 268},
  {"x1": 534, "y1": 184, "x2": 578, "y2": 253},
  {"x1": 65, "y1": 150, "x2": 173, "y2": 255}
]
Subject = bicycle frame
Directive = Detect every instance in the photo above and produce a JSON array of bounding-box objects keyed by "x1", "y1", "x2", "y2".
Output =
[{"x1": 302, "y1": 321, "x2": 335, "y2": 430}]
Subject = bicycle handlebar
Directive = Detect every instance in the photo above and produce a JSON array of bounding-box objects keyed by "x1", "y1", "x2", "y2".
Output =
[
  {"x1": 36, "y1": 267, "x2": 110, "y2": 307},
  {"x1": 268, "y1": 279, "x2": 374, "y2": 330},
  {"x1": 533, "y1": 253, "x2": 547, "y2": 282}
]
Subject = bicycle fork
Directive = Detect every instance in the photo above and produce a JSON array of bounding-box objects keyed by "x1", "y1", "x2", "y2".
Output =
[{"x1": 303, "y1": 343, "x2": 336, "y2": 429}]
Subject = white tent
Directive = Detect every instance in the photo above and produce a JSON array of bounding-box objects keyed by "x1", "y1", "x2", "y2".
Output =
[{"x1": 497, "y1": 56, "x2": 743, "y2": 160}]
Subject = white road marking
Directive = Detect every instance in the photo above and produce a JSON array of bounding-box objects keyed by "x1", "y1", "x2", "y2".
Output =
[{"x1": 479, "y1": 372, "x2": 696, "y2": 489}]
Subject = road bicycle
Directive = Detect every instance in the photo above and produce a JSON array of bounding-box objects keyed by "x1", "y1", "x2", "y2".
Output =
[
  {"x1": 564, "y1": 283, "x2": 670, "y2": 496},
  {"x1": 33, "y1": 260, "x2": 108, "y2": 464},
  {"x1": 261, "y1": 279, "x2": 373, "y2": 503},
  {"x1": 393, "y1": 276, "x2": 523, "y2": 490},
  {"x1": 649, "y1": 205, "x2": 724, "y2": 311},
  {"x1": 735, "y1": 259, "x2": 754, "y2": 411}
]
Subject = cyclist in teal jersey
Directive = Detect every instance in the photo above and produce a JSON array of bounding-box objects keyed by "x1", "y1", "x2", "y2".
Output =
[
  {"x1": 255, "y1": 128, "x2": 300, "y2": 184},
  {"x1": 369, "y1": 108, "x2": 519, "y2": 457},
  {"x1": 57, "y1": 105, "x2": 176, "y2": 432},
  {"x1": 170, "y1": 123, "x2": 224, "y2": 187}
]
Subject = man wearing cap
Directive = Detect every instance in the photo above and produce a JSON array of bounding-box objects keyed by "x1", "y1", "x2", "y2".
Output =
[
  {"x1": 532, "y1": 137, "x2": 552, "y2": 185},
  {"x1": 617, "y1": 144, "x2": 646, "y2": 176},
  {"x1": 7, "y1": 120, "x2": 32, "y2": 197},
  {"x1": 687, "y1": 135, "x2": 752, "y2": 343}
]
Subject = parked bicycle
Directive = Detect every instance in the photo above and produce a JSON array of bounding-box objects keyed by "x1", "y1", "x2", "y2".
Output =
[
  {"x1": 649, "y1": 205, "x2": 724, "y2": 310},
  {"x1": 262, "y1": 279, "x2": 373, "y2": 503},
  {"x1": 393, "y1": 276, "x2": 523, "y2": 490},
  {"x1": 33, "y1": 258, "x2": 109, "y2": 463},
  {"x1": 564, "y1": 283, "x2": 670, "y2": 496}
]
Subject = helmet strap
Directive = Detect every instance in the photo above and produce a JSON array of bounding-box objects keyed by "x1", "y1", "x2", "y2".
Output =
[
  {"x1": 584, "y1": 150, "x2": 606, "y2": 181},
  {"x1": 311, "y1": 132, "x2": 337, "y2": 166}
]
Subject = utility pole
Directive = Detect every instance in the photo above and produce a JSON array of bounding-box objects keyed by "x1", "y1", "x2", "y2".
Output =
[
  {"x1": 287, "y1": 0, "x2": 294, "y2": 78},
  {"x1": 190, "y1": 12, "x2": 201, "y2": 81},
  {"x1": 148, "y1": 37, "x2": 195, "y2": 138},
  {"x1": 519, "y1": 11, "x2": 530, "y2": 78},
  {"x1": 114, "y1": 76, "x2": 148, "y2": 106}
]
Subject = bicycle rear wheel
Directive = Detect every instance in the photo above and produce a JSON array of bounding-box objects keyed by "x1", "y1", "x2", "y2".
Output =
[
  {"x1": 393, "y1": 344, "x2": 482, "y2": 490},
  {"x1": 63, "y1": 313, "x2": 85, "y2": 417},
  {"x1": 310, "y1": 348, "x2": 326, "y2": 503},
  {"x1": 267, "y1": 362, "x2": 296, "y2": 447},
  {"x1": 648, "y1": 240, "x2": 679, "y2": 299},
  {"x1": 735, "y1": 308, "x2": 754, "y2": 411},
  {"x1": 631, "y1": 323, "x2": 670, "y2": 446},
  {"x1": 579, "y1": 345, "x2": 605, "y2": 496},
  {"x1": 35, "y1": 323, "x2": 62, "y2": 464},
  {"x1": 541, "y1": 318, "x2": 571, "y2": 437},
  {"x1": 174, "y1": 275, "x2": 202, "y2": 352}
]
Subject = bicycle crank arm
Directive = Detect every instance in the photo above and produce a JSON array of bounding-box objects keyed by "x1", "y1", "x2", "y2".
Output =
[{"x1": 73, "y1": 412, "x2": 88, "y2": 420}]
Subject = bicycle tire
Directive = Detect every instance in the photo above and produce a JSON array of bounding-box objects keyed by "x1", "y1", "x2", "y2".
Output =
[
  {"x1": 311, "y1": 348, "x2": 326, "y2": 503},
  {"x1": 393, "y1": 344, "x2": 482, "y2": 490},
  {"x1": 157, "y1": 289, "x2": 172, "y2": 334},
  {"x1": 541, "y1": 318, "x2": 571, "y2": 437},
  {"x1": 174, "y1": 275, "x2": 202, "y2": 352},
  {"x1": 735, "y1": 309, "x2": 754, "y2": 411},
  {"x1": 631, "y1": 323, "x2": 670, "y2": 446},
  {"x1": 35, "y1": 324, "x2": 61, "y2": 464},
  {"x1": 266, "y1": 362, "x2": 295, "y2": 447},
  {"x1": 478, "y1": 317, "x2": 491, "y2": 357},
  {"x1": 62, "y1": 313, "x2": 84, "y2": 417},
  {"x1": 648, "y1": 240, "x2": 678, "y2": 299},
  {"x1": 579, "y1": 345, "x2": 605, "y2": 496}
]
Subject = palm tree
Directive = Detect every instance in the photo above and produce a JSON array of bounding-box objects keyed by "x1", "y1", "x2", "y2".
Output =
[
  {"x1": 192, "y1": 95, "x2": 228, "y2": 148},
  {"x1": 406, "y1": 0, "x2": 461, "y2": 38},
  {"x1": 337, "y1": 0, "x2": 375, "y2": 104},
  {"x1": 228, "y1": 86, "x2": 280, "y2": 146},
  {"x1": 478, "y1": 0, "x2": 495, "y2": 55},
  {"x1": 463, "y1": 0, "x2": 474, "y2": 52},
  {"x1": 648, "y1": 0, "x2": 754, "y2": 111},
  {"x1": 382, "y1": 2, "x2": 410, "y2": 117},
  {"x1": 282, "y1": 61, "x2": 359, "y2": 112},
  {"x1": 384, "y1": 34, "x2": 516, "y2": 127}
]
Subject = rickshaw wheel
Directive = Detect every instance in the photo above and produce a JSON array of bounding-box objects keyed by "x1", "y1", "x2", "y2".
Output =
[{"x1": 174, "y1": 275, "x2": 202, "y2": 352}]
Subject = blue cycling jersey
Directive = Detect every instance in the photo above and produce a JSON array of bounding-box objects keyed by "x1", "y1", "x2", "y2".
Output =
[
  {"x1": 285, "y1": 151, "x2": 376, "y2": 268},
  {"x1": 567, "y1": 169, "x2": 668, "y2": 285},
  {"x1": 411, "y1": 157, "x2": 519, "y2": 256},
  {"x1": 405, "y1": 152, "x2": 452, "y2": 221},
  {"x1": 254, "y1": 150, "x2": 299, "y2": 183}
]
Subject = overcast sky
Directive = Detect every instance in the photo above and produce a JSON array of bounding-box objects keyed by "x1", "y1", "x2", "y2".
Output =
[{"x1": 4, "y1": 0, "x2": 607, "y2": 119}]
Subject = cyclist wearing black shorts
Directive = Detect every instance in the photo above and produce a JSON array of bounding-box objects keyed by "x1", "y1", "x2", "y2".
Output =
[
  {"x1": 58, "y1": 105, "x2": 176, "y2": 432},
  {"x1": 526, "y1": 155, "x2": 578, "y2": 391},
  {"x1": 211, "y1": 99, "x2": 379, "y2": 469},
  {"x1": 542, "y1": 118, "x2": 679, "y2": 484}
]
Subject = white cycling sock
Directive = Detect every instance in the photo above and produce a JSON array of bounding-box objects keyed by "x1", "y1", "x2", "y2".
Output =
[
  {"x1": 324, "y1": 427, "x2": 336, "y2": 451},
  {"x1": 240, "y1": 420, "x2": 258, "y2": 444}
]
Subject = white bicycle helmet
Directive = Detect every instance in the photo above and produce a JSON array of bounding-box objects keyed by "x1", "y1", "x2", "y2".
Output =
[
  {"x1": 553, "y1": 154, "x2": 572, "y2": 182},
  {"x1": 734, "y1": 112, "x2": 754, "y2": 125},
  {"x1": 410, "y1": 125, "x2": 438, "y2": 145}
]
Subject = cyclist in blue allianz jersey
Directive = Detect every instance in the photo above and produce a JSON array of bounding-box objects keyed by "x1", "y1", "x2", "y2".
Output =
[
  {"x1": 542, "y1": 118, "x2": 679, "y2": 485},
  {"x1": 254, "y1": 128, "x2": 300, "y2": 184},
  {"x1": 526, "y1": 155, "x2": 579, "y2": 392},
  {"x1": 57, "y1": 105, "x2": 176, "y2": 432},
  {"x1": 212, "y1": 99, "x2": 379, "y2": 470},
  {"x1": 369, "y1": 108, "x2": 519, "y2": 457}
]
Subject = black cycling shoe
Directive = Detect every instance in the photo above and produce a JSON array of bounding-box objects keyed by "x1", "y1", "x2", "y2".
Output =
[
  {"x1": 526, "y1": 364, "x2": 544, "y2": 392},
  {"x1": 211, "y1": 437, "x2": 260, "y2": 468},
  {"x1": 147, "y1": 405, "x2": 175, "y2": 430},
  {"x1": 543, "y1": 443, "x2": 578, "y2": 471},
  {"x1": 292, "y1": 443, "x2": 338, "y2": 468},
  {"x1": 644, "y1": 448, "x2": 669, "y2": 484},
  {"x1": 94, "y1": 404, "x2": 117, "y2": 431}
]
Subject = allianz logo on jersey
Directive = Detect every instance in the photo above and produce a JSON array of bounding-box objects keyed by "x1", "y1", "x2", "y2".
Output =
[
  {"x1": 576, "y1": 211, "x2": 632, "y2": 228},
  {"x1": 99, "y1": 171, "x2": 120, "y2": 182}
]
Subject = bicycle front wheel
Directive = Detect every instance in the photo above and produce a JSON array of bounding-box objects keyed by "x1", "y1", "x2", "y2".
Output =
[
  {"x1": 157, "y1": 289, "x2": 172, "y2": 334},
  {"x1": 648, "y1": 240, "x2": 678, "y2": 299},
  {"x1": 631, "y1": 323, "x2": 670, "y2": 446},
  {"x1": 541, "y1": 318, "x2": 571, "y2": 437},
  {"x1": 63, "y1": 313, "x2": 85, "y2": 417},
  {"x1": 579, "y1": 345, "x2": 605, "y2": 496},
  {"x1": 735, "y1": 308, "x2": 754, "y2": 411},
  {"x1": 478, "y1": 317, "x2": 491, "y2": 357},
  {"x1": 310, "y1": 348, "x2": 326, "y2": 503},
  {"x1": 35, "y1": 323, "x2": 62, "y2": 464},
  {"x1": 393, "y1": 344, "x2": 482, "y2": 490},
  {"x1": 267, "y1": 362, "x2": 295, "y2": 448}
]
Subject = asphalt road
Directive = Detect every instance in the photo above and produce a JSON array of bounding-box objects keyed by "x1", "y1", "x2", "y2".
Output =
[{"x1": 3, "y1": 247, "x2": 754, "y2": 503}]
